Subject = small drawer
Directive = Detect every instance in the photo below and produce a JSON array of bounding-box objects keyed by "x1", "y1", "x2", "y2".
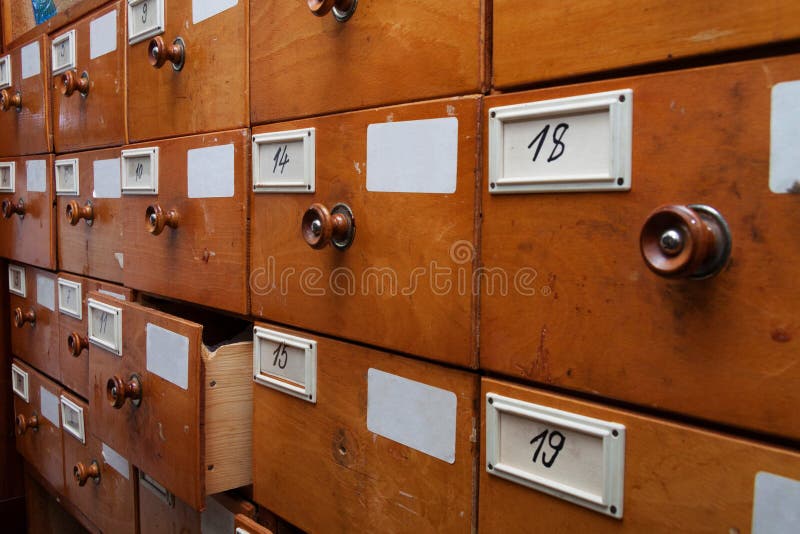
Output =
[
  {"x1": 235, "y1": 514, "x2": 273, "y2": 534},
  {"x1": 9, "y1": 265, "x2": 59, "y2": 381}
]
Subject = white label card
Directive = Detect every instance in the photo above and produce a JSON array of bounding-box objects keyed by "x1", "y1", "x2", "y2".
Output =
[
  {"x1": 8, "y1": 265, "x2": 25, "y2": 297},
  {"x1": 36, "y1": 275, "x2": 55, "y2": 311},
  {"x1": 187, "y1": 143, "x2": 235, "y2": 198},
  {"x1": 128, "y1": 0, "x2": 165, "y2": 45},
  {"x1": 253, "y1": 327, "x2": 317, "y2": 402},
  {"x1": 93, "y1": 158, "x2": 122, "y2": 198},
  {"x1": 21, "y1": 41, "x2": 41, "y2": 79},
  {"x1": 90, "y1": 10, "x2": 118, "y2": 60},
  {"x1": 11, "y1": 364, "x2": 29, "y2": 402},
  {"x1": 252, "y1": 129, "x2": 315, "y2": 193},
  {"x1": 753, "y1": 472, "x2": 800, "y2": 533},
  {"x1": 51, "y1": 30, "x2": 76, "y2": 75},
  {"x1": 770, "y1": 81, "x2": 800, "y2": 194},
  {"x1": 0, "y1": 162, "x2": 15, "y2": 192},
  {"x1": 57, "y1": 278, "x2": 82, "y2": 319},
  {"x1": 489, "y1": 89, "x2": 633, "y2": 193},
  {"x1": 103, "y1": 442, "x2": 130, "y2": 479},
  {"x1": 55, "y1": 159, "x2": 80, "y2": 195},
  {"x1": 121, "y1": 147, "x2": 158, "y2": 194},
  {"x1": 367, "y1": 118, "x2": 458, "y2": 194},
  {"x1": 0, "y1": 55, "x2": 11, "y2": 89},
  {"x1": 146, "y1": 323, "x2": 190, "y2": 390},
  {"x1": 485, "y1": 394, "x2": 625, "y2": 518},
  {"x1": 60, "y1": 396, "x2": 86, "y2": 443},
  {"x1": 193, "y1": 0, "x2": 238, "y2": 24},
  {"x1": 367, "y1": 369, "x2": 457, "y2": 463},
  {"x1": 26, "y1": 160, "x2": 47, "y2": 192},
  {"x1": 40, "y1": 387, "x2": 60, "y2": 427},
  {"x1": 87, "y1": 299, "x2": 123, "y2": 355}
]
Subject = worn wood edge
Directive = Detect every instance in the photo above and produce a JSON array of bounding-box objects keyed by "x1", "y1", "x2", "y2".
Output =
[{"x1": 4, "y1": 0, "x2": 109, "y2": 50}]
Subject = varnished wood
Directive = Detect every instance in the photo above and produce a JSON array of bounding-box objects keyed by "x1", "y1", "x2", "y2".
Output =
[
  {"x1": 1, "y1": 0, "x2": 109, "y2": 50},
  {"x1": 479, "y1": 378, "x2": 800, "y2": 532},
  {"x1": 250, "y1": 1, "x2": 485, "y2": 123},
  {"x1": 252, "y1": 321, "x2": 478, "y2": 533},
  {"x1": 52, "y1": 1, "x2": 126, "y2": 152},
  {"x1": 126, "y1": 0, "x2": 248, "y2": 142},
  {"x1": 122, "y1": 129, "x2": 250, "y2": 315},
  {"x1": 493, "y1": 0, "x2": 800, "y2": 89},
  {"x1": 250, "y1": 98, "x2": 480, "y2": 367},
  {"x1": 480, "y1": 55, "x2": 800, "y2": 440},
  {"x1": 10, "y1": 266, "x2": 59, "y2": 381},
  {"x1": 24, "y1": 470, "x2": 91, "y2": 534},
  {"x1": 235, "y1": 514, "x2": 275, "y2": 534},
  {"x1": 139, "y1": 486, "x2": 256, "y2": 534}
]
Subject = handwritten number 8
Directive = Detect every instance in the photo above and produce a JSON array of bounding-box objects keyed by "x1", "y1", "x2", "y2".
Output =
[{"x1": 530, "y1": 429, "x2": 566, "y2": 469}]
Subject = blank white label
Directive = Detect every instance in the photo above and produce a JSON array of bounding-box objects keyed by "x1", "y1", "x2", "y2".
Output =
[
  {"x1": 187, "y1": 143, "x2": 235, "y2": 198},
  {"x1": 90, "y1": 10, "x2": 118, "y2": 60},
  {"x1": 94, "y1": 158, "x2": 122, "y2": 198},
  {"x1": 770, "y1": 81, "x2": 800, "y2": 194},
  {"x1": 26, "y1": 160, "x2": 47, "y2": 192},
  {"x1": 146, "y1": 323, "x2": 190, "y2": 390},
  {"x1": 40, "y1": 387, "x2": 60, "y2": 427},
  {"x1": 103, "y1": 442, "x2": 130, "y2": 479},
  {"x1": 193, "y1": 0, "x2": 238, "y2": 24},
  {"x1": 753, "y1": 472, "x2": 800, "y2": 533},
  {"x1": 36, "y1": 275, "x2": 55, "y2": 311},
  {"x1": 21, "y1": 41, "x2": 41, "y2": 79},
  {"x1": 367, "y1": 118, "x2": 458, "y2": 194},
  {"x1": 367, "y1": 369, "x2": 457, "y2": 463}
]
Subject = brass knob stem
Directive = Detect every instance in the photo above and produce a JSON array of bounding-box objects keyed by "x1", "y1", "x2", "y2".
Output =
[
  {"x1": 16, "y1": 413, "x2": 38, "y2": 435},
  {"x1": 0, "y1": 89, "x2": 21, "y2": 111},
  {"x1": 301, "y1": 203, "x2": 355, "y2": 250},
  {"x1": 148, "y1": 36, "x2": 185, "y2": 71},
  {"x1": 107, "y1": 375, "x2": 142, "y2": 409},
  {"x1": 2, "y1": 198, "x2": 24, "y2": 219},
  {"x1": 60, "y1": 70, "x2": 90, "y2": 97},
  {"x1": 308, "y1": 0, "x2": 357, "y2": 20},
  {"x1": 68, "y1": 332, "x2": 89, "y2": 356},
  {"x1": 145, "y1": 204, "x2": 179, "y2": 235},
  {"x1": 66, "y1": 200, "x2": 93, "y2": 226},
  {"x1": 74, "y1": 460, "x2": 101, "y2": 486},
  {"x1": 13, "y1": 307, "x2": 35, "y2": 328}
]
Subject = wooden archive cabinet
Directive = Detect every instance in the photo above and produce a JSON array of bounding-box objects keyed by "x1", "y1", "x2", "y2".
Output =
[{"x1": 9, "y1": 264, "x2": 59, "y2": 381}]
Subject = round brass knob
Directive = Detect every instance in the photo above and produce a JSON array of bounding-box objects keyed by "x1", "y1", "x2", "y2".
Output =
[
  {"x1": 68, "y1": 332, "x2": 89, "y2": 357},
  {"x1": 640, "y1": 204, "x2": 732, "y2": 279},
  {"x1": 148, "y1": 36, "x2": 185, "y2": 71},
  {"x1": 0, "y1": 89, "x2": 21, "y2": 111},
  {"x1": 308, "y1": 0, "x2": 357, "y2": 21},
  {"x1": 145, "y1": 204, "x2": 179, "y2": 236},
  {"x1": 66, "y1": 200, "x2": 93, "y2": 226},
  {"x1": 74, "y1": 460, "x2": 101, "y2": 486},
  {"x1": 301, "y1": 203, "x2": 355, "y2": 250},
  {"x1": 2, "y1": 198, "x2": 24, "y2": 219},
  {"x1": 107, "y1": 374, "x2": 142, "y2": 409},
  {"x1": 16, "y1": 413, "x2": 38, "y2": 435},
  {"x1": 60, "y1": 70, "x2": 90, "y2": 97},
  {"x1": 13, "y1": 307, "x2": 35, "y2": 328}
]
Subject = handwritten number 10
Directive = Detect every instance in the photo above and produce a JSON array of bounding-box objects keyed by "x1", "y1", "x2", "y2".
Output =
[
  {"x1": 528, "y1": 123, "x2": 569, "y2": 163},
  {"x1": 530, "y1": 429, "x2": 566, "y2": 468}
]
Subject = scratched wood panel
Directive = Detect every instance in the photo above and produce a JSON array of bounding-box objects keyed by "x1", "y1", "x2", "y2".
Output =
[
  {"x1": 250, "y1": 0, "x2": 485, "y2": 123},
  {"x1": 252, "y1": 322, "x2": 478, "y2": 533},
  {"x1": 10, "y1": 266, "x2": 60, "y2": 381},
  {"x1": 493, "y1": 0, "x2": 800, "y2": 89},
  {"x1": 52, "y1": 1, "x2": 126, "y2": 152},
  {"x1": 480, "y1": 55, "x2": 800, "y2": 440},
  {"x1": 480, "y1": 378, "x2": 800, "y2": 532}
]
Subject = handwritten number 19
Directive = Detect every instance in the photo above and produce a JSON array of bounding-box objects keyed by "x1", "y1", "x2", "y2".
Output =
[
  {"x1": 530, "y1": 429, "x2": 566, "y2": 468},
  {"x1": 528, "y1": 123, "x2": 569, "y2": 163}
]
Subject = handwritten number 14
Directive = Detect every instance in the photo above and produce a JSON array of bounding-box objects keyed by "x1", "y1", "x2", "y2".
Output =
[{"x1": 273, "y1": 145, "x2": 290, "y2": 174}]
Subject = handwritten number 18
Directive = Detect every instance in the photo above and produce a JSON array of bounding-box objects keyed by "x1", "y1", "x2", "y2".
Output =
[
  {"x1": 528, "y1": 123, "x2": 569, "y2": 163},
  {"x1": 530, "y1": 428, "x2": 566, "y2": 468}
]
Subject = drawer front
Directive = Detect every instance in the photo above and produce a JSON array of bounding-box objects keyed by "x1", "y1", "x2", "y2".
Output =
[
  {"x1": 52, "y1": 1, "x2": 126, "y2": 152},
  {"x1": 125, "y1": 0, "x2": 248, "y2": 142},
  {"x1": 0, "y1": 155, "x2": 56, "y2": 270},
  {"x1": 56, "y1": 147, "x2": 125, "y2": 283},
  {"x1": 493, "y1": 1, "x2": 800, "y2": 89},
  {"x1": 60, "y1": 393, "x2": 137, "y2": 534},
  {"x1": 139, "y1": 483, "x2": 249, "y2": 534},
  {"x1": 0, "y1": 36, "x2": 52, "y2": 156},
  {"x1": 479, "y1": 378, "x2": 800, "y2": 532},
  {"x1": 88, "y1": 292, "x2": 204, "y2": 510},
  {"x1": 252, "y1": 322, "x2": 478, "y2": 533},
  {"x1": 250, "y1": 1, "x2": 484, "y2": 123},
  {"x1": 122, "y1": 129, "x2": 249, "y2": 314},
  {"x1": 250, "y1": 98, "x2": 479, "y2": 367},
  {"x1": 235, "y1": 514, "x2": 272, "y2": 534},
  {"x1": 12, "y1": 360, "x2": 64, "y2": 493},
  {"x1": 57, "y1": 273, "x2": 133, "y2": 399},
  {"x1": 10, "y1": 265, "x2": 59, "y2": 380},
  {"x1": 480, "y1": 55, "x2": 800, "y2": 439}
]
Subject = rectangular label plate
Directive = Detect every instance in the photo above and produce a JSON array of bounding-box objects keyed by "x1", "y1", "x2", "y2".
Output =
[
  {"x1": 0, "y1": 55, "x2": 11, "y2": 89},
  {"x1": 253, "y1": 326, "x2": 316, "y2": 403},
  {"x1": 8, "y1": 264, "x2": 25, "y2": 297},
  {"x1": 770, "y1": 80, "x2": 800, "y2": 194},
  {"x1": 0, "y1": 161, "x2": 15, "y2": 192},
  {"x1": 121, "y1": 147, "x2": 158, "y2": 194},
  {"x1": 52, "y1": 30, "x2": 76, "y2": 75},
  {"x1": 57, "y1": 278, "x2": 83, "y2": 319},
  {"x1": 252, "y1": 129, "x2": 315, "y2": 193},
  {"x1": 55, "y1": 159, "x2": 80, "y2": 195},
  {"x1": 485, "y1": 393, "x2": 625, "y2": 518},
  {"x1": 87, "y1": 298, "x2": 123, "y2": 355},
  {"x1": 11, "y1": 364, "x2": 29, "y2": 402},
  {"x1": 60, "y1": 395, "x2": 86, "y2": 443},
  {"x1": 128, "y1": 0, "x2": 165, "y2": 45}
]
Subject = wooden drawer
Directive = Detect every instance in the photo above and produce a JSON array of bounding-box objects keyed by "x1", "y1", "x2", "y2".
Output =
[
  {"x1": 493, "y1": 1, "x2": 800, "y2": 89},
  {"x1": 125, "y1": 0, "x2": 248, "y2": 142},
  {"x1": 480, "y1": 55, "x2": 800, "y2": 440},
  {"x1": 60, "y1": 392, "x2": 137, "y2": 534},
  {"x1": 56, "y1": 147, "x2": 125, "y2": 283},
  {"x1": 250, "y1": 1, "x2": 485, "y2": 124},
  {"x1": 51, "y1": 1, "x2": 126, "y2": 152},
  {"x1": 479, "y1": 378, "x2": 800, "y2": 532},
  {"x1": 9, "y1": 264, "x2": 59, "y2": 381},
  {"x1": 121, "y1": 129, "x2": 249, "y2": 314},
  {"x1": 12, "y1": 359, "x2": 64, "y2": 493},
  {"x1": 0, "y1": 154, "x2": 56, "y2": 270},
  {"x1": 56, "y1": 273, "x2": 133, "y2": 399},
  {"x1": 252, "y1": 322, "x2": 478, "y2": 533},
  {"x1": 0, "y1": 35, "x2": 52, "y2": 156},
  {"x1": 250, "y1": 97, "x2": 479, "y2": 367},
  {"x1": 88, "y1": 292, "x2": 252, "y2": 511},
  {"x1": 235, "y1": 514, "x2": 273, "y2": 534}
]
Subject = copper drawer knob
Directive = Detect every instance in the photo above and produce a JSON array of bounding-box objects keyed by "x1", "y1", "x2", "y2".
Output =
[
  {"x1": 60, "y1": 70, "x2": 90, "y2": 97},
  {"x1": 308, "y1": 0, "x2": 357, "y2": 21},
  {"x1": 2, "y1": 198, "x2": 25, "y2": 219},
  {"x1": 74, "y1": 460, "x2": 101, "y2": 486},
  {"x1": 146, "y1": 204, "x2": 179, "y2": 235},
  {"x1": 107, "y1": 374, "x2": 142, "y2": 409},
  {"x1": 66, "y1": 200, "x2": 94, "y2": 226},
  {"x1": 16, "y1": 413, "x2": 38, "y2": 435},
  {"x1": 640, "y1": 204, "x2": 732, "y2": 280},
  {"x1": 302, "y1": 202, "x2": 355, "y2": 250},
  {"x1": 68, "y1": 332, "x2": 89, "y2": 356},
  {"x1": 148, "y1": 36, "x2": 185, "y2": 71},
  {"x1": 13, "y1": 307, "x2": 35, "y2": 328},
  {"x1": 0, "y1": 89, "x2": 21, "y2": 111}
]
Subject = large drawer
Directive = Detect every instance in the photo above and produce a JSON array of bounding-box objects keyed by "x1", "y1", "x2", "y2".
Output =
[
  {"x1": 88, "y1": 292, "x2": 252, "y2": 511},
  {"x1": 480, "y1": 55, "x2": 800, "y2": 440},
  {"x1": 121, "y1": 129, "x2": 250, "y2": 314},
  {"x1": 9, "y1": 264, "x2": 59, "y2": 381},
  {"x1": 252, "y1": 322, "x2": 478, "y2": 533},
  {"x1": 250, "y1": 1, "x2": 485, "y2": 124},
  {"x1": 250, "y1": 97, "x2": 479, "y2": 367},
  {"x1": 51, "y1": 1, "x2": 126, "y2": 152}
]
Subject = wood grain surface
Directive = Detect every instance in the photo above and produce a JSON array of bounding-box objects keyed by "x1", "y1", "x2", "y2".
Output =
[{"x1": 10, "y1": 266, "x2": 59, "y2": 381}]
